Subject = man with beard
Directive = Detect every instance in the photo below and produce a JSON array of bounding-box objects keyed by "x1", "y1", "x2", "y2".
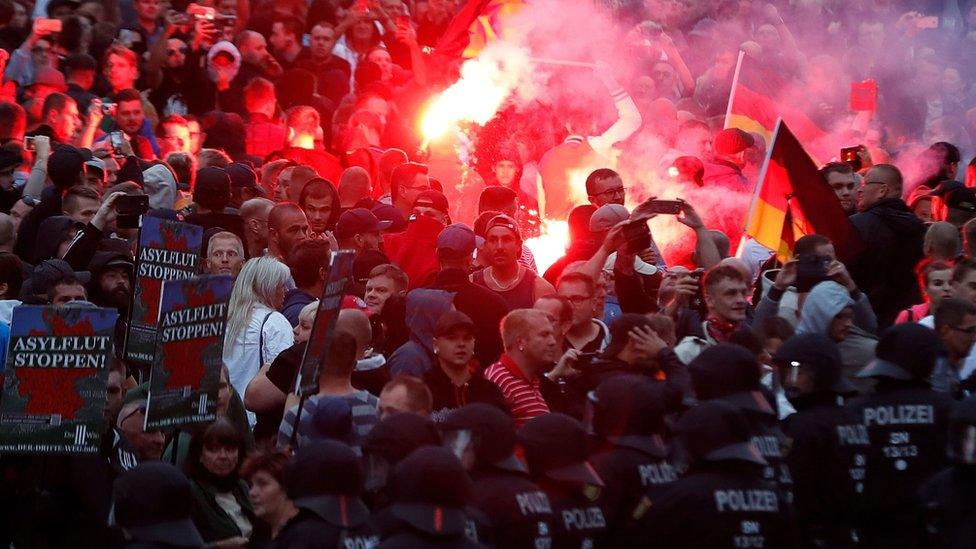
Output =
[
  {"x1": 87, "y1": 251, "x2": 134, "y2": 318},
  {"x1": 267, "y1": 202, "x2": 309, "y2": 261}
]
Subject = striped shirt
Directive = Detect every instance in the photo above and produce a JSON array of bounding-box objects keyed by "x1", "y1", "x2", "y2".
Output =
[
  {"x1": 484, "y1": 354, "x2": 549, "y2": 428},
  {"x1": 277, "y1": 390, "x2": 379, "y2": 454}
]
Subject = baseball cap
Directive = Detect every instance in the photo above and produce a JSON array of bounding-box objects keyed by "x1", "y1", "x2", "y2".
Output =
[
  {"x1": 226, "y1": 162, "x2": 265, "y2": 196},
  {"x1": 436, "y1": 223, "x2": 483, "y2": 256},
  {"x1": 412, "y1": 190, "x2": 449, "y2": 216},
  {"x1": 945, "y1": 186, "x2": 976, "y2": 213},
  {"x1": 29, "y1": 258, "x2": 90, "y2": 297},
  {"x1": 84, "y1": 156, "x2": 106, "y2": 174},
  {"x1": 714, "y1": 128, "x2": 755, "y2": 156},
  {"x1": 371, "y1": 202, "x2": 407, "y2": 233},
  {"x1": 676, "y1": 401, "x2": 767, "y2": 465},
  {"x1": 434, "y1": 310, "x2": 475, "y2": 338},
  {"x1": 112, "y1": 462, "x2": 204, "y2": 547},
  {"x1": 484, "y1": 214, "x2": 521, "y2": 241},
  {"x1": 589, "y1": 203, "x2": 630, "y2": 232},
  {"x1": 31, "y1": 67, "x2": 67, "y2": 91},
  {"x1": 335, "y1": 208, "x2": 391, "y2": 240},
  {"x1": 517, "y1": 413, "x2": 604, "y2": 487},
  {"x1": 193, "y1": 167, "x2": 231, "y2": 204}
]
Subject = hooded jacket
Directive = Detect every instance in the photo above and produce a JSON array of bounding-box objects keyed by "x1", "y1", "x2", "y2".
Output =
[
  {"x1": 797, "y1": 280, "x2": 878, "y2": 337},
  {"x1": 387, "y1": 289, "x2": 454, "y2": 378},
  {"x1": 849, "y1": 198, "x2": 925, "y2": 327},
  {"x1": 382, "y1": 215, "x2": 445, "y2": 290}
]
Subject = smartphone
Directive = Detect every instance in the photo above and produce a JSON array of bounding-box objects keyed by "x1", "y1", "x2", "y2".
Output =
[
  {"x1": 685, "y1": 268, "x2": 706, "y2": 314},
  {"x1": 34, "y1": 18, "x2": 62, "y2": 34},
  {"x1": 840, "y1": 145, "x2": 864, "y2": 172},
  {"x1": 186, "y1": 3, "x2": 216, "y2": 20},
  {"x1": 115, "y1": 194, "x2": 149, "y2": 229},
  {"x1": 623, "y1": 220, "x2": 652, "y2": 254},
  {"x1": 109, "y1": 131, "x2": 125, "y2": 156},
  {"x1": 795, "y1": 254, "x2": 832, "y2": 293},
  {"x1": 648, "y1": 199, "x2": 683, "y2": 215},
  {"x1": 101, "y1": 102, "x2": 117, "y2": 116},
  {"x1": 23, "y1": 136, "x2": 34, "y2": 151},
  {"x1": 575, "y1": 352, "x2": 599, "y2": 371}
]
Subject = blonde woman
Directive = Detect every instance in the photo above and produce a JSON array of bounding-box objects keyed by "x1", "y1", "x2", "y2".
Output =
[{"x1": 223, "y1": 257, "x2": 294, "y2": 424}]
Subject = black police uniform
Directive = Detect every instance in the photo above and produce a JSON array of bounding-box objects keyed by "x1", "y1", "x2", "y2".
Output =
[
  {"x1": 517, "y1": 413, "x2": 609, "y2": 549},
  {"x1": 783, "y1": 394, "x2": 869, "y2": 547},
  {"x1": 850, "y1": 380, "x2": 954, "y2": 545},
  {"x1": 272, "y1": 496, "x2": 379, "y2": 549},
  {"x1": 774, "y1": 333, "x2": 870, "y2": 547},
  {"x1": 441, "y1": 403, "x2": 557, "y2": 549},
  {"x1": 633, "y1": 401, "x2": 798, "y2": 549},
  {"x1": 918, "y1": 395, "x2": 976, "y2": 548}
]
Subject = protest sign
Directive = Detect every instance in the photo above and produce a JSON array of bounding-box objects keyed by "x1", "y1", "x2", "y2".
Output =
[
  {"x1": 296, "y1": 251, "x2": 355, "y2": 396},
  {"x1": 0, "y1": 306, "x2": 118, "y2": 454},
  {"x1": 145, "y1": 275, "x2": 233, "y2": 429}
]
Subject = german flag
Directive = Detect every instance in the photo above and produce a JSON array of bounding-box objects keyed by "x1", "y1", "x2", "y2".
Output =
[
  {"x1": 725, "y1": 52, "x2": 826, "y2": 152},
  {"x1": 744, "y1": 120, "x2": 863, "y2": 262}
]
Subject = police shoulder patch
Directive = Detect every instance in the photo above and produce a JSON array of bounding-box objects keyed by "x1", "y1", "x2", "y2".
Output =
[
  {"x1": 631, "y1": 496, "x2": 653, "y2": 520},
  {"x1": 583, "y1": 484, "x2": 601, "y2": 502}
]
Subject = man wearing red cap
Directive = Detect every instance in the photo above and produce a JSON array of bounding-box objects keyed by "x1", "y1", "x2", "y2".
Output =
[{"x1": 703, "y1": 128, "x2": 754, "y2": 189}]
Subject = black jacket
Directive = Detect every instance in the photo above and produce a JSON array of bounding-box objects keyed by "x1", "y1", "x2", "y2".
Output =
[
  {"x1": 469, "y1": 468, "x2": 556, "y2": 549},
  {"x1": 535, "y1": 479, "x2": 608, "y2": 549},
  {"x1": 272, "y1": 503, "x2": 378, "y2": 549},
  {"x1": 848, "y1": 380, "x2": 956, "y2": 541},
  {"x1": 633, "y1": 460, "x2": 799, "y2": 548},
  {"x1": 918, "y1": 466, "x2": 976, "y2": 549},
  {"x1": 782, "y1": 395, "x2": 870, "y2": 547},
  {"x1": 849, "y1": 198, "x2": 925, "y2": 328},
  {"x1": 573, "y1": 348, "x2": 693, "y2": 406},
  {"x1": 426, "y1": 269, "x2": 509, "y2": 367},
  {"x1": 424, "y1": 363, "x2": 509, "y2": 422}
]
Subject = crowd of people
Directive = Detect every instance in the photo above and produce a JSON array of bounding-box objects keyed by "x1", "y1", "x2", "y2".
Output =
[{"x1": 2, "y1": 0, "x2": 976, "y2": 547}]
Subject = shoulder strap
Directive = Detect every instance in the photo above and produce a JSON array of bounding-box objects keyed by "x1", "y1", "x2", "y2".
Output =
[{"x1": 258, "y1": 311, "x2": 273, "y2": 366}]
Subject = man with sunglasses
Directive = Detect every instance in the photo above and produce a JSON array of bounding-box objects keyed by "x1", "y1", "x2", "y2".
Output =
[{"x1": 849, "y1": 163, "x2": 925, "y2": 328}]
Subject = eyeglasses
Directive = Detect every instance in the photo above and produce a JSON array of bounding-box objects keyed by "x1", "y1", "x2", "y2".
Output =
[
  {"x1": 595, "y1": 187, "x2": 625, "y2": 198},
  {"x1": 862, "y1": 180, "x2": 887, "y2": 187},
  {"x1": 564, "y1": 295, "x2": 593, "y2": 305}
]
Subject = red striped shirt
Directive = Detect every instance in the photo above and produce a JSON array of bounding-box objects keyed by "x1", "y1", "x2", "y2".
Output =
[{"x1": 484, "y1": 354, "x2": 549, "y2": 427}]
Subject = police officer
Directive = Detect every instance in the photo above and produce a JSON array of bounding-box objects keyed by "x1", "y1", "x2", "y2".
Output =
[
  {"x1": 773, "y1": 333, "x2": 869, "y2": 548},
  {"x1": 111, "y1": 461, "x2": 205, "y2": 548},
  {"x1": 633, "y1": 401, "x2": 799, "y2": 548},
  {"x1": 273, "y1": 440, "x2": 379, "y2": 548},
  {"x1": 689, "y1": 343, "x2": 793, "y2": 500},
  {"x1": 850, "y1": 323, "x2": 956, "y2": 548},
  {"x1": 362, "y1": 412, "x2": 442, "y2": 510},
  {"x1": 919, "y1": 395, "x2": 976, "y2": 547},
  {"x1": 587, "y1": 375, "x2": 678, "y2": 545},
  {"x1": 517, "y1": 413, "x2": 608, "y2": 549},
  {"x1": 377, "y1": 446, "x2": 487, "y2": 548},
  {"x1": 440, "y1": 403, "x2": 556, "y2": 549}
]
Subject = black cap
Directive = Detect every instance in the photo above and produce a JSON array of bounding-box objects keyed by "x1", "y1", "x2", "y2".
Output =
[
  {"x1": 440, "y1": 403, "x2": 523, "y2": 472},
  {"x1": 363, "y1": 413, "x2": 441, "y2": 464},
  {"x1": 603, "y1": 313, "x2": 654, "y2": 358},
  {"x1": 29, "y1": 258, "x2": 91, "y2": 297},
  {"x1": 689, "y1": 344, "x2": 771, "y2": 414},
  {"x1": 0, "y1": 147, "x2": 22, "y2": 172},
  {"x1": 112, "y1": 462, "x2": 203, "y2": 547},
  {"x1": 676, "y1": 401, "x2": 766, "y2": 465},
  {"x1": 335, "y1": 208, "x2": 392, "y2": 240},
  {"x1": 47, "y1": 145, "x2": 90, "y2": 188},
  {"x1": 945, "y1": 185, "x2": 976, "y2": 213},
  {"x1": 353, "y1": 249, "x2": 391, "y2": 283},
  {"x1": 517, "y1": 413, "x2": 604, "y2": 486},
  {"x1": 858, "y1": 323, "x2": 941, "y2": 381},
  {"x1": 434, "y1": 310, "x2": 475, "y2": 338},
  {"x1": 371, "y1": 202, "x2": 407, "y2": 233},
  {"x1": 773, "y1": 333, "x2": 856, "y2": 395},
  {"x1": 413, "y1": 190, "x2": 450, "y2": 217},
  {"x1": 193, "y1": 167, "x2": 231, "y2": 207},
  {"x1": 483, "y1": 214, "x2": 521, "y2": 241},
  {"x1": 226, "y1": 162, "x2": 265, "y2": 195},
  {"x1": 389, "y1": 447, "x2": 472, "y2": 536},
  {"x1": 591, "y1": 375, "x2": 669, "y2": 452},
  {"x1": 116, "y1": 155, "x2": 147, "y2": 186},
  {"x1": 283, "y1": 441, "x2": 370, "y2": 528}
]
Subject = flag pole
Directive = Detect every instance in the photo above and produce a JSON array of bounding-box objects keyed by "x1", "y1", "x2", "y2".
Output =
[
  {"x1": 737, "y1": 118, "x2": 783, "y2": 257},
  {"x1": 723, "y1": 50, "x2": 746, "y2": 130}
]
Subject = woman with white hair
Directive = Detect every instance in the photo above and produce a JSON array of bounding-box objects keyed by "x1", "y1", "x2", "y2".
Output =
[{"x1": 223, "y1": 257, "x2": 294, "y2": 423}]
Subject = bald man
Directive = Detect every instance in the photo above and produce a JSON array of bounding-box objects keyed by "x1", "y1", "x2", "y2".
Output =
[
  {"x1": 338, "y1": 166, "x2": 373, "y2": 209},
  {"x1": 240, "y1": 197, "x2": 275, "y2": 258},
  {"x1": 268, "y1": 202, "x2": 309, "y2": 260}
]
